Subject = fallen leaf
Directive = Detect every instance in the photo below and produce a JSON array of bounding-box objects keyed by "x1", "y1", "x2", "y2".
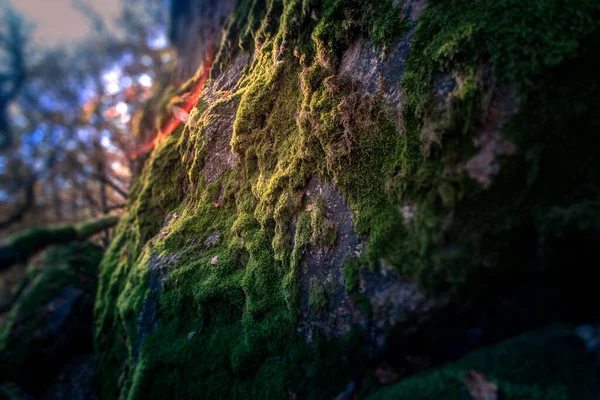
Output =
[
  {"x1": 188, "y1": 331, "x2": 196, "y2": 341},
  {"x1": 375, "y1": 362, "x2": 400, "y2": 385},
  {"x1": 172, "y1": 213, "x2": 179, "y2": 220},
  {"x1": 405, "y1": 354, "x2": 431, "y2": 371},
  {"x1": 121, "y1": 250, "x2": 128, "y2": 261},
  {"x1": 172, "y1": 106, "x2": 189, "y2": 122},
  {"x1": 159, "y1": 230, "x2": 170, "y2": 238},
  {"x1": 221, "y1": 91, "x2": 230, "y2": 99},
  {"x1": 78, "y1": 273, "x2": 90, "y2": 286},
  {"x1": 464, "y1": 370, "x2": 499, "y2": 400},
  {"x1": 211, "y1": 256, "x2": 218, "y2": 265},
  {"x1": 213, "y1": 202, "x2": 221, "y2": 208},
  {"x1": 305, "y1": 204, "x2": 313, "y2": 212},
  {"x1": 188, "y1": 117, "x2": 197, "y2": 128}
]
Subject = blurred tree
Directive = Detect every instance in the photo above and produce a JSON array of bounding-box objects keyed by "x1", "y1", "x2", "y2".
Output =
[
  {"x1": 0, "y1": 3, "x2": 33, "y2": 231},
  {"x1": 0, "y1": 2, "x2": 28, "y2": 151},
  {"x1": 0, "y1": 0, "x2": 172, "y2": 240}
]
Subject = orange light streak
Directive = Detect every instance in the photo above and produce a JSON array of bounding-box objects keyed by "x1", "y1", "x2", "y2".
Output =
[{"x1": 128, "y1": 45, "x2": 215, "y2": 160}]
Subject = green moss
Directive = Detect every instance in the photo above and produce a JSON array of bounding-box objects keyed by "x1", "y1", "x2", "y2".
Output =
[
  {"x1": 95, "y1": 0, "x2": 408, "y2": 394},
  {"x1": 2, "y1": 225, "x2": 76, "y2": 257},
  {"x1": 343, "y1": 256, "x2": 361, "y2": 293},
  {"x1": 364, "y1": 0, "x2": 600, "y2": 293},
  {"x1": 312, "y1": 0, "x2": 409, "y2": 63},
  {"x1": 369, "y1": 326, "x2": 599, "y2": 400},
  {"x1": 308, "y1": 277, "x2": 327, "y2": 313},
  {"x1": 0, "y1": 215, "x2": 117, "y2": 268},
  {"x1": 0, "y1": 242, "x2": 102, "y2": 391},
  {"x1": 95, "y1": 0, "x2": 600, "y2": 398},
  {"x1": 75, "y1": 215, "x2": 120, "y2": 238},
  {"x1": 309, "y1": 196, "x2": 337, "y2": 249},
  {"x1": 0, "y1": 383, "x2": 30, "y2": 400}
]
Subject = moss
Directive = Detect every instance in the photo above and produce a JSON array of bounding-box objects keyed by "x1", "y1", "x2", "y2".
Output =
[
  {"x1": 308, "y1": 277, "x2": 328, "y2": 313},
  {"x1": 95, "y1": 0, "x2": 407, "y2": 393},
  {"x1": 0, "y1": 383, "x2": 30, "y2": 400},
  {"x1": 312, "y1": 0, "x2": 409, "y2": 63},
  {"x1": 365, "y1": 0, "x2": 600, "y2": 293},
  {"x1": 0, "y1": 242, "x2": 102, "y2": 393},
  {"x1": 343, "y1": 256, "x2": 361, "y2": 293},
  {"x1": 0, "y1": 215, "x2": 117, "y2": 268},
  {"x1": 75, "y1": 215, "x2": 120, "y2": 238},
  {"x1": 95, "y1": 0, "x2": 600, "y2": 398},
  {"x1": 369, "y1": 326, "x2": 599, "y2": 400},
  {"x1": 309, "y1": 196, "x2": 337, "y2": 249}
]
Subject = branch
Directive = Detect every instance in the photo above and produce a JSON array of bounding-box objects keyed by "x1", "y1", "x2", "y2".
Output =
[
  {"x1": 65, "y1": 153, "x2": 129, "y2": 200},
  {"x1": 106, "y1": 203, "x2": 127, "y2": 211},
  {"x1": 0, "y1": 215, "x2": 119, "y2": 270},
  {"x1": 89, "y1": 171, "x2": 129, "y2": 199},
  {"x1": 0, "y1": 177, "x2": 35, "y2": 230},
  {"x1": 0, "y1": 108, "x2": 13, "y2": 151},
  {"x1": 0, "y1": 276, "x2": 30, "y2": 314},
  {"x1": 72, "y1": 0, "x2": 109, "y2": 35}
]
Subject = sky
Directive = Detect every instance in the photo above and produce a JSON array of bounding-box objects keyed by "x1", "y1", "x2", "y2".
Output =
[{"x1": 8, "y1": 0, "x2": 121, "y2": 45}]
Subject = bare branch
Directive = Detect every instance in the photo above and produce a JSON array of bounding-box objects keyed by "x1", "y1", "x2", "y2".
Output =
[
  {"x1": 71, "y1": 0, "x2": 109, "y2": 35},
  {"x1": 0, "y1": 177, "x2": 35, "y2": 231},
  {"x1": 106, "y1": 203, "x2": 127, "y2": 211},
  {"x1": 86, "y1": 170, "x2": 129, "y2": 199}
]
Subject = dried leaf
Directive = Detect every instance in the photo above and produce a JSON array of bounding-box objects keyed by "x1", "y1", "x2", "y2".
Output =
[
  {"x1": 159, "y1": 230, "x2": 170, "y2": 238},
  {"x1": 305, "y1": 204, "x2": 313, "y2": 212},
  {"x1": 172, "y1": 213, "x2": 179, "y2": 220},
  {"x1": 120, "y1": 250, "x2": 128, "y2": 261},
  {"x1": 375, "y1": 362, "x2": 400, "y2": 385},
  {"x1": 221, "y1": 91, "x2": 230, "y2": 99},
  {"x1": 77, "y1": 273, "x2": 90, "y2": 286},
  {"x1": 188, "y1": 331, "x2": 196, "y2": 341},
  {"x1": 213, "y1": 202, "x2": 221, "y2": 208},
  {"x1": 188, "y1": 117, "x2": 197, "y2": 128},
  {"x1": 211, "y1": 256, "x2": 218, "y2": 265},
  {"x1": 172, "y1": 106, "x2": 189, "y2": 122},
  {"x1": 464, "y1": 370, "x2": 498, "y2": 400}
]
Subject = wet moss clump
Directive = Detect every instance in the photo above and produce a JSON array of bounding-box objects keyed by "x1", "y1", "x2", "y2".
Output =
[
  {"x1": 367, "y1": 0, "x2": 600, "y2": 293},
  {"x1": 95, "y1": 0, "x2": 600, "y2": 398},
  {"x1": 369, "y1": 326, "x2": 599, "y2": 400}
]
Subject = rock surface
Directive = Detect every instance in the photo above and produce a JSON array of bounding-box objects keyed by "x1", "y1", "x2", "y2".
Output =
[{"x1": 94, "y1": 0, "x2": 600, "y2": 399}]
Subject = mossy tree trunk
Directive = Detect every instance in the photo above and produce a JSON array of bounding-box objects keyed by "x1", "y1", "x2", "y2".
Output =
[{"x1": 0, "y1": 215, "x2": 119, "y2": 270}]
